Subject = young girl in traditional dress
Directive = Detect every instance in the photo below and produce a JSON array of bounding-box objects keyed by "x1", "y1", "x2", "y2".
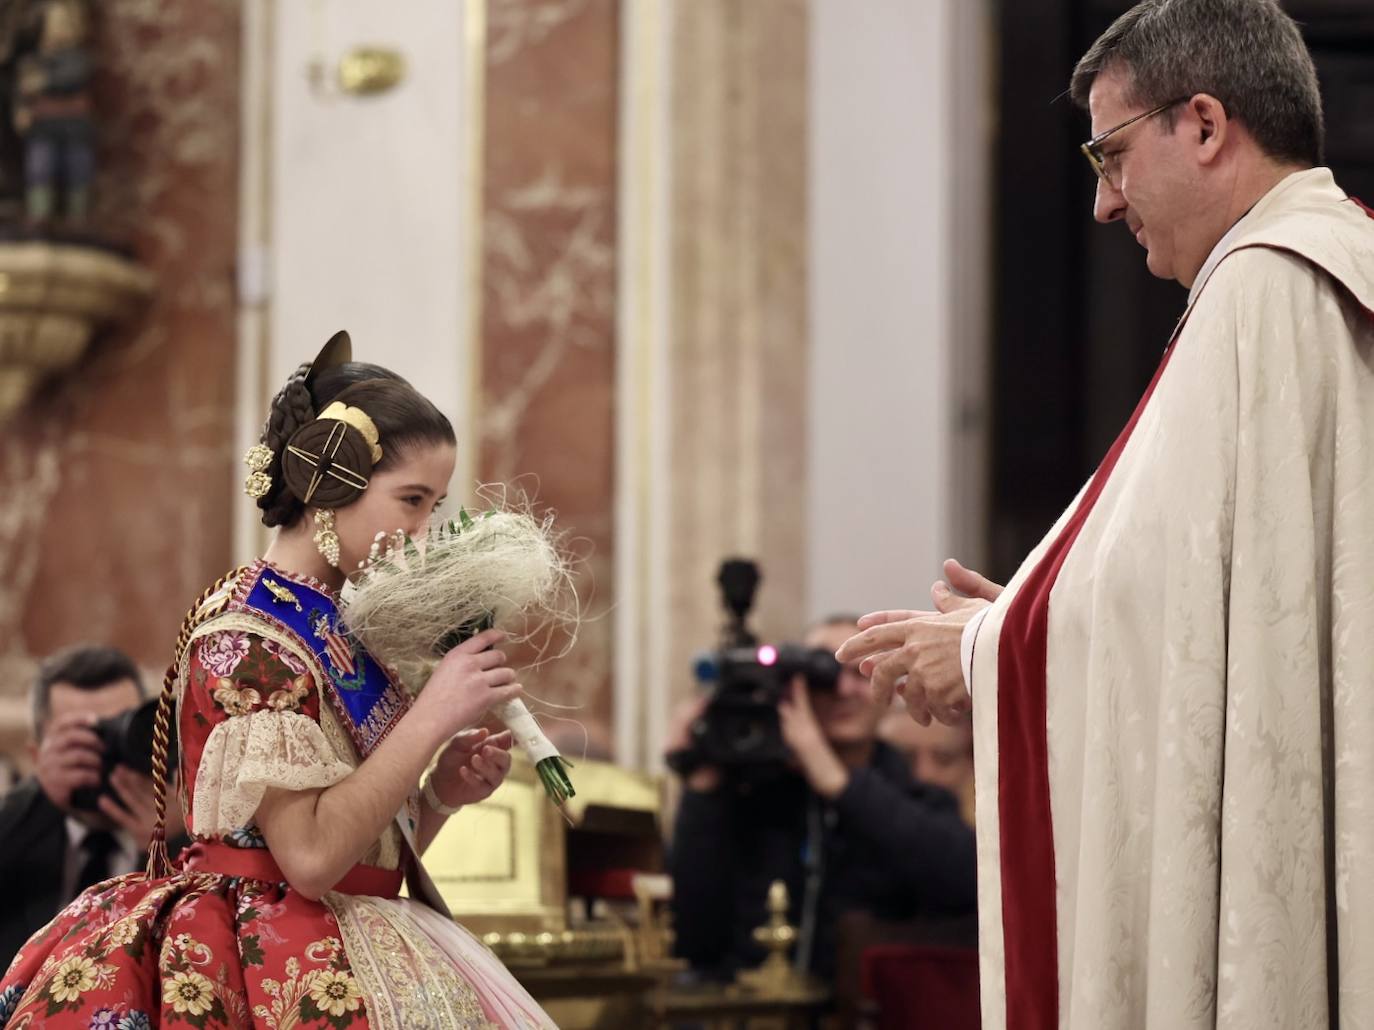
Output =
[{"x1": 0, "y1": 333, "x2": 557, "y2": 1029}]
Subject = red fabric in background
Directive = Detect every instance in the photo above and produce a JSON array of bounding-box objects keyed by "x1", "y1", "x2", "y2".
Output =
[{"x1": 862, "y1": 944, "x2": 980, "y2": 1030}]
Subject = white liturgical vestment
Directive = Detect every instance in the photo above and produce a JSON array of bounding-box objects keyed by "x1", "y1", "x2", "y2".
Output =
[{"x1": 968, "y1": 168, "x2": 1374, "y2": 1030}]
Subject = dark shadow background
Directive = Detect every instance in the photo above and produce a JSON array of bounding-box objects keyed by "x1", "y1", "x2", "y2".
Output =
[{"x1": 989, "y1": 0, "x2": 1374, "y2": 579}]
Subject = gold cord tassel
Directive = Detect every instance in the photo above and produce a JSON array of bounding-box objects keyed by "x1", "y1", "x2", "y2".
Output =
[
  {"x1": 144, "y1": 680, "x2": 176, "y2": 878},
  {"x1": 145, "y1": 566, "x2": 248, "y2": 877}
]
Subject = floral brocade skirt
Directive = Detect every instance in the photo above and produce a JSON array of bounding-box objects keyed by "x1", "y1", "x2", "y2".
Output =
[{"x1": 0, "y1": 867, "x2": 553, "y2": 1030}]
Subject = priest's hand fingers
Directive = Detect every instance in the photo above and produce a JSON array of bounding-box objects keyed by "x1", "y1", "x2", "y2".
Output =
[
  {"x1": 836, "y1": 620, "x2": 914, "y2": 664},
  {"x1": 943, "y1": 558, "x2": 1004, "y2": 602},
  {"x1": 929, "y1": 693, "x2": 971, "y2": 725},
  {"x1": 882, "y1": 609, "x2": 970, "y2": 721},
  {"x1": 855, "y1": 610, "x2": 924, "y2": 631},
  {"x1": 914, "y1": 629, "x2": 971, "y2": 725},
  {"x1": 871, "y1": 651, "x2": 913, "y2": 708},
  {"x1": 931, "y1": 581, "x2": 990, "y2": 615},
  {"x1": 858, "y1": 650, "x2": 897, "y2": 679},
  {"x1": 902, "y1": 679, "x2": 933, "y2": 726}
]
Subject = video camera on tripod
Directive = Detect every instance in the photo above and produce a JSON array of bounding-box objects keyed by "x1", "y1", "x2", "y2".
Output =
[{"x1": 666, "y1": 558, "x2": 843, "y2": 782}]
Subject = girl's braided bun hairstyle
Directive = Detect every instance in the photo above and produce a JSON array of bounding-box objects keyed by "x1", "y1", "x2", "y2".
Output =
[{"x1": 255, "y1": 333, "x2": 456, "y2": 528}]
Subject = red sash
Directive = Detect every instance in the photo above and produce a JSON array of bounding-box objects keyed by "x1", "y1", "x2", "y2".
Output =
[
  {"x1": 995, "y1": 338, "x2": 1179, "y2": 1030},
  {"x1": 179, "y1": 841, "x2": 403, "y2": 898}
]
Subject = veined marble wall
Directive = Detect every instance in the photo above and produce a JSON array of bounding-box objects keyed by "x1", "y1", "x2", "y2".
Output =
[
  {"x1": 483, "y1": 0, "x2": 810, "y2": 767},
  {"x1": 0, "y1": 0, "x2": 984, "y2": 781},
  {"x1": 237, "y1": 0, "x2": 621, "y2": 759},
  {"x1": 478, "y1": 0, "x2": 620, "y2": 757},
  {"x1": 0, "y1": 1, "x2": 240, "y2": 758}
]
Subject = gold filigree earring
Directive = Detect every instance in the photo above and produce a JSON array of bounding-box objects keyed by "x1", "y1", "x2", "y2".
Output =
[
  {"x1": 243, "y1": 444, "x2": 274, "y2": 499},
  {"x1": 313, "y1": 508, "x2": 341, "y2": 568}
]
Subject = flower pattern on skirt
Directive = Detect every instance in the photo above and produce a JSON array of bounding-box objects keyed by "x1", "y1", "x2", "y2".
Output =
[{"x1": 0, "y1": 596, "x2": 551, "y2": 1030}]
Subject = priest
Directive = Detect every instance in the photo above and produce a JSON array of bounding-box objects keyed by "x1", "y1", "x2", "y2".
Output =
[{"x1": 837, "y1": 1, "x2": 1374, "y2": 1027}]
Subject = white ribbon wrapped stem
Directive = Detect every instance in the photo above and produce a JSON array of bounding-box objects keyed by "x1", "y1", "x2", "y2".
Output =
[{"x1": 494, "y1": 698, "x2": 560, "y2": 764}]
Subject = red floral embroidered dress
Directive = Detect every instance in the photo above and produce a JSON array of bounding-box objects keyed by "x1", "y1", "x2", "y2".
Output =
[{"x1": 0, "y1": 562, "x2": 553, "y2": 1030}]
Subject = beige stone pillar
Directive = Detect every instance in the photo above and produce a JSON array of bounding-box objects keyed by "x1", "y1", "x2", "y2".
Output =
[{"x1": 662, "y1": 0, "x2": 810, "y2": 750}]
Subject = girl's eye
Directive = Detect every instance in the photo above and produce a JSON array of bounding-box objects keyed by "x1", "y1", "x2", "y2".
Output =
[{"x1": 403, "y1": 496, "x2": 423, "y2": 507}]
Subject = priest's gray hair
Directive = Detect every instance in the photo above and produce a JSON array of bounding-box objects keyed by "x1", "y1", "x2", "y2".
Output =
[{"x1": 1070, "y1": 0, "x2": 1324, "y2": 168}]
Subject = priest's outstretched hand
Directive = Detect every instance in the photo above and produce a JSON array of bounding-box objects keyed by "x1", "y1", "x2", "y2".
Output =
[{"x1": 836, "y1": 559, "x2": 1004, "y2": 726}]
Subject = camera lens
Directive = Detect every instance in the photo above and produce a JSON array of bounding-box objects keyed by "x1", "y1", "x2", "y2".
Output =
[
  {"x1": 67, "y1": 698, "x2": 174, "y2": 812},
  {"x1": 104, "y1": 697, "x2": 171, "y2": 776},
  {"x1": 803, "y1": 648, "x2": 842, "y2": 693}
]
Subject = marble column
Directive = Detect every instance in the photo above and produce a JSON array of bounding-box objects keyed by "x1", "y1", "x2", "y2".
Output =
[
  {"x1": 478, "y1": 0, "x2": 620, "y2": 758},
  {"x1": 0, "y1": 0, "x2": 240, "y2": 756}
]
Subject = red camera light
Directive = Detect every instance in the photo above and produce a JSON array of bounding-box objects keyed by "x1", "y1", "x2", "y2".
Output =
[{"x1": 756, "y1": 645, "x2": 778, "y2": 666}]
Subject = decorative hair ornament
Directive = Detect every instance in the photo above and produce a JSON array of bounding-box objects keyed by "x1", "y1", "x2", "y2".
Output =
[
  {"x1": 280, "y1": 414, "x2": 374, "y2": 507},
  {"x1": 313, "y1": 508, "x2": 341, "y2": 567},
  {"x1": 317, "y1": 401, "x2": 383, "y2": 464},
  {"x1": 242, "y1": 444, "x2": 274, "y2": 499},
  {"x1": 247, "y1": 330, "x2": 355, "y2": 510},
  {"x1": 307, "y1": 330, "x2": 353, "y2": 386}
]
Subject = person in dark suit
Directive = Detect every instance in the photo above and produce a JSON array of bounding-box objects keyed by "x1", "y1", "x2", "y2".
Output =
[
  {"x1": 0, "y1": 645, "x2": 183, "y2": 969},
  {"x1": 666, "y1": 616, "x2": 977, "y2": 983}
]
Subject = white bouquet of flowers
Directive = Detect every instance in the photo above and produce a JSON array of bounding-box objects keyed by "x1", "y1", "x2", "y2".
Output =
[{"x1": 341, "y1": 505, "x2": 576, "y2": 806}]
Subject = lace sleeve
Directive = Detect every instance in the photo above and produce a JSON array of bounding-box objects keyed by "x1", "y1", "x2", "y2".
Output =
[{"x1": 182, "y1": 629, "x2": 354, "y2": 835}]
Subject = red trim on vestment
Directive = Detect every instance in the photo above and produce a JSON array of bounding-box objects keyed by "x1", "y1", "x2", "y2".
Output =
[{"x1": 994, "y1": 339, "x2": 1181, "y2": 1030}]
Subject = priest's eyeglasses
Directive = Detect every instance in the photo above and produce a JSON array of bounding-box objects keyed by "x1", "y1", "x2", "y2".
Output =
[{"x1": 1080, "y1": 97, "x2": 1190, "y2": 190}]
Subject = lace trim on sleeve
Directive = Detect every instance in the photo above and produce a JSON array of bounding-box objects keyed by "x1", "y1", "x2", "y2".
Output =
[{"x1": 191, "y1": 708, "x2": 354, "y2": 835}]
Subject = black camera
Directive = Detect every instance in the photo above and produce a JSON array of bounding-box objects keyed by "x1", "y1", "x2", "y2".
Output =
[
  {"x1": 667, "y1": 559, "x2": 841, "y2": 782},
  {"x1": 69, "y1": 697, "x2": 176, "y2": 813}
]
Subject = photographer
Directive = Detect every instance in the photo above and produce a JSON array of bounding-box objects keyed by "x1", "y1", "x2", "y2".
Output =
[
  {"x1": 880, "y1": 706, "x2": 975, "y2": 827},
  {"x1": 666, "y1": 615, "x2": 977, "y2": 982},
  {"x1": 0, "y1": 645, "x2": 183, "y2": 967}
]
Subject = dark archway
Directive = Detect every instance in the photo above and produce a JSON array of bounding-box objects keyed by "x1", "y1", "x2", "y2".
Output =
[{"x1": 989, "y1": 0, "x2": 1374, "y2": 579}]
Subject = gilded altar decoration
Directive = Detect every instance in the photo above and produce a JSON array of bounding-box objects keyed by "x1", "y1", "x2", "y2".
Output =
[{"x1": 0, "y1": 240, "x2": 152, "y2": 419}]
